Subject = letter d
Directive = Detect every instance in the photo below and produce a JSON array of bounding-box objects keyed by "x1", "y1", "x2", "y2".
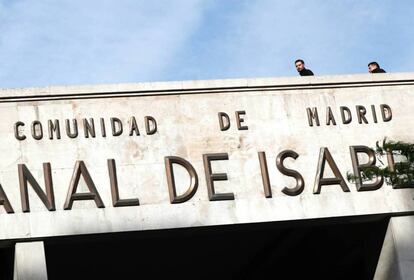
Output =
[{"x1": 165, "y1": 156, "x2": 198, "y2": 203}]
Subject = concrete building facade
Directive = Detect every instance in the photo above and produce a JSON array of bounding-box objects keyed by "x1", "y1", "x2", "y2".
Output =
[{"x1": 0, "y1": 73, "x2": 413, "y2": 279}]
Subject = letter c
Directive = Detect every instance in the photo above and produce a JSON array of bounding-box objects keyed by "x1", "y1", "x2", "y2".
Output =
[{"x1": 14, "y1": 121, "x2": 26, "y2": 140}]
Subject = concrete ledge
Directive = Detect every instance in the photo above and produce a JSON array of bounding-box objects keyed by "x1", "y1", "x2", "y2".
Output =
[{"x1": 0, "y1": 72, "x2": 413, "y2": 100}]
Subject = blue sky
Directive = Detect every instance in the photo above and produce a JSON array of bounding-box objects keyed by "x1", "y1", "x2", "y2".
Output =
[{"x1": 0, "y1": 0, "x2": 412, "y2": 88}]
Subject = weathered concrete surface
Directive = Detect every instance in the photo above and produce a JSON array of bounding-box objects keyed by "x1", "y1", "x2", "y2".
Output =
[
  {"x1": 374, "y1": 216, "x2": 414, "y2": 280},
  {"x1": 0, "y1": 73, "x2": 413, "y2": 241},
  {"x1": 14, "y1": 241, "x2": 48, "y2": 280}
]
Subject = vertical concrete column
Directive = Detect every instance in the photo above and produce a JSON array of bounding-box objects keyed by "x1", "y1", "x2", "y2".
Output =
[
  {"x1": 14, "y1": 241, "x2": 48, "y2": 280},
  {"x1": 374, "y1": 216, "x2": 414, "y2": 280}
]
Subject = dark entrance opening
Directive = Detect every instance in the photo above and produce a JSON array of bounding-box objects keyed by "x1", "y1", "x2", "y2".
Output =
[
  {"x1": 0, "y1": 244, "x2": 14, "y2": 280},
  {"x1": 44, "y1": 215, "x2": 389, "y2": 280}
]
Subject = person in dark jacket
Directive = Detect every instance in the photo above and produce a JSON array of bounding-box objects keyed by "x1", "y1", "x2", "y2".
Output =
[
  {"x1": 368, "y1": 62, "x2": 386, "y2": 73},
  {"x1": 295, "y1": 59, "x2": 314, "y2": 76}
]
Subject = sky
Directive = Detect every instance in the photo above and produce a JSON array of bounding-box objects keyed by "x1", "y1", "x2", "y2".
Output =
[{"x1": 0, "y1": 0, "x2": 413, "y2": 88}]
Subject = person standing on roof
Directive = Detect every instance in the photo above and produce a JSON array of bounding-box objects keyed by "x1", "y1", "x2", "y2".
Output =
[
  {"x1": 368, "y1": 62, "x2": 386, "y2": 73},
  {"x1": 295, "y1": 59, "x2": 314, "y2": 76}
]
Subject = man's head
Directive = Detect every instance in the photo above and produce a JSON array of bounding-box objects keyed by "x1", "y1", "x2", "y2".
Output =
[
  {"x1": 368, "y1": 62, "x2": 380, "y2": 73},
  {"x1": 295, "y1": 59, "x2": 305, "y2": 72}
]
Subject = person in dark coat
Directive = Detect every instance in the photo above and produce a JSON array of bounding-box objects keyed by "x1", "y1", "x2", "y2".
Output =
[
  {"x1": 368, "y1": 62, "x2": 386, "y2": 73},
  {"x1": 295, "y1": 59, "x2": 314, "y2": 76}
]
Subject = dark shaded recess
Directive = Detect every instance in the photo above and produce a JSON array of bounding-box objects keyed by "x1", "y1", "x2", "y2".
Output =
[
  {"x1": 0, "y1": 245, "x2": 14, "y2": 280},
  {"x1": 45, "y1": 215, "x2": 389, "y2": 280}
]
